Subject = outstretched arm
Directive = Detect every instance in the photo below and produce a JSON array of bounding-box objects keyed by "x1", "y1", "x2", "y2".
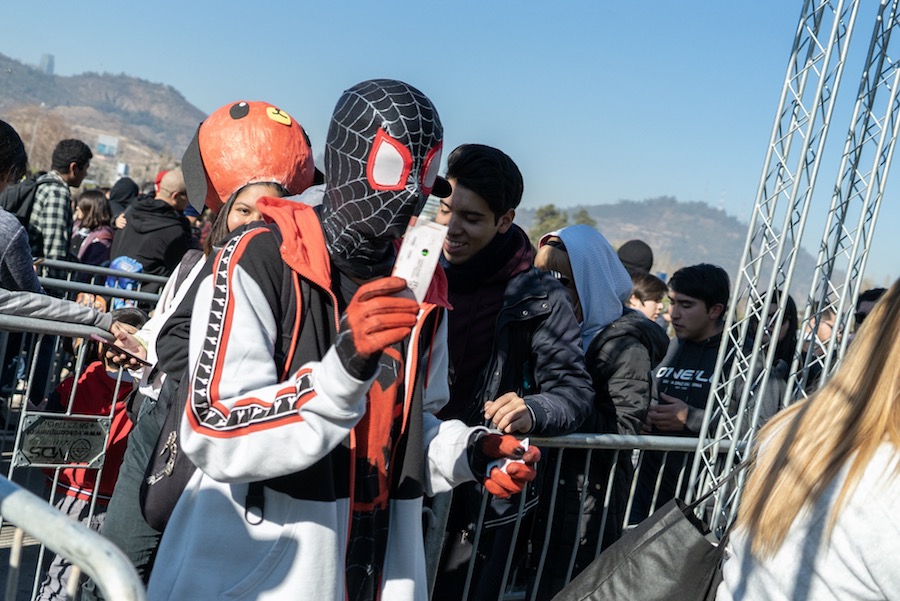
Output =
[{"x1": 0, "y1": 288, "x2": 111, "y2": 330}]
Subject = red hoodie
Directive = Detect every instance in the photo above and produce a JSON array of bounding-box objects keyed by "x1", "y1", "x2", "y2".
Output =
[{"x1": 49, "y1": 361, "x2": 134, "y2": 502}]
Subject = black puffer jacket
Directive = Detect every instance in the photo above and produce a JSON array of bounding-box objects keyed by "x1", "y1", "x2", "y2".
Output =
[
  {"x1": 110, "y1": 196, "x2": 192, "y2": 293},
  {"x1": 438, "y1": 224, "x2": 593, "y2": 436},
  {"x1": 582, "y1": 308, "x2": 670, "y2": 435},
  {"x1": 470, "y1": 265, "x2": 594, "y2": 436},
  {"x1": 530, "y1": 309, "x2": 670, "y2": 598}
]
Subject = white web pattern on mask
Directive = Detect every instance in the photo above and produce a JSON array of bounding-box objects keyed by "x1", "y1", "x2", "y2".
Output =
[{"x1": 321, "y1": 80, "x2": 442, "y2": 264}]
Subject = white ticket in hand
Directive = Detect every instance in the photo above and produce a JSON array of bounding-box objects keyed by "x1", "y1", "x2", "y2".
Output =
[
  {"x1": 487, "y1": 438, "x2": 530, "y2": 475},
  {"x1": 392, "y1": 217, "x2": 448, "y2": 303}
]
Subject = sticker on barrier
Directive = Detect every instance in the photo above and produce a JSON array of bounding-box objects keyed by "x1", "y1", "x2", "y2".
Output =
[{"x1": 14, "y1": 414, "x2": 109, "y2": 467}]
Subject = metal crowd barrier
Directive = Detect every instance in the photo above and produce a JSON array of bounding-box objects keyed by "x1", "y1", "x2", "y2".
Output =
[
  {"x1": 0, "y1": 278, "x2": 740, "y2": 601},
  {"x1": 0, "y1": 477, "x2": 145, "y2": 601},
  {"x1": 0, "y1": 313, "x2": 145, "y2": 600},
  {"x1": 0, "y1": 260, "x2": 163, "y2": 422},
  {"x1": 426, "y1": 433, "x2": 742, "y2": 601},
  {"x1": 35, "y1": 259, "x2": 167, "y2": 306}
]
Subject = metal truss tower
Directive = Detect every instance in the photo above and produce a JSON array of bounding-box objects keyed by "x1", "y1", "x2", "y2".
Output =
[{"x1": 687, "y1": 0, "x2": 900, "y2": 531}]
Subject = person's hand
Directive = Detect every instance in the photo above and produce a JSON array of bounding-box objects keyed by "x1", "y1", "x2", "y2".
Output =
[
  {"x1": 647, "y1": 392, "x2": 689, "y2": 431},
  {"x1": 334, "y1": 276, "x2": 419, "y2": 379},
  {"x1": 105, "y1": 322, "x2": 147, "y2": 369},
  {"x1": 484, "y1": 392, "x2": 533, "y2": 433},
  {"x1": 468, "y1": 433, "x2": 541, "y2": 499},
  {"x1": 115, "y1": 213, "x2": 127, "y2": 229}
]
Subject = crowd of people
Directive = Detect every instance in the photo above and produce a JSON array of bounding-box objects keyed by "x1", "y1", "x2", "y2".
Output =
[{"x1": 0, "y1": 77, "x2": 897, "y2": 601}]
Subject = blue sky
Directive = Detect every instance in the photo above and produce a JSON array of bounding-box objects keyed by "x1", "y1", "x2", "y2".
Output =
[{"x1": 2, "y1": 1, "x2": 895, "y2": 284}]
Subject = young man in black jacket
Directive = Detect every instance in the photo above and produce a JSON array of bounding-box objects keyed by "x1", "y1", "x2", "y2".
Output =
[
  {"x1": 432, "y1": 143, "x2": 593, "y2": 600},
  {"x1": 633, "y1": 263, "x2": 783, "y2": 519},
  {"x1": 630, "y1": 263, "x2": 730, "y2": 521}
]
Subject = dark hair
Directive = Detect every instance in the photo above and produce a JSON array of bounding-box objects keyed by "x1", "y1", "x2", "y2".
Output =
[
  {"x1": 110, "y1": 307, "x2": 149, "y2": 330},
  {"x1": 0, "y1": 119, "x2": 28, "y2": 184},
  {"x1": 51, "y1": 139, "x2": 92, "y2": 172},
  {"x1": 775, "y1": 293, "x2": 799, "y2": 366},
  {"x1": 808, "y1": 300, "x2": 836, "y2": 319},
  {"x1": 668, "y1": 263, "x2": 730, "y2": 312},
  {"x1": 856, "y1": 287, "x2": 887, "y2": 310},
  {"x1": 752, "y1": 291, "x2": 798, "y2": 367},
  {"x1": 140, "y1": 180, "x2": 156, "y2": 196},
  {"x1": 202, "y1": 182, "x2": 288, "y2": 256},
  {"x1": 76, "y1": 189, "x2": 112, "y2": 230},
  {"x1": 445, "y1": 144, "x2": 524, "y2": 221},
  {"x1": 631, "y1": 272, "x2": 668, "y2": 302},
  {"x1": 89, "y1": 307, "x2": 148, "y2": 364}
]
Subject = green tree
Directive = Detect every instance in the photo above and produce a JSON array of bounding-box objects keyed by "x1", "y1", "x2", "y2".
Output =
[
  {"x1": 529, "y1": 204, "x2": 569, "y2": 246},
  {"x1": 572, "y1": 208, "x2": 597, "y2": 228}
]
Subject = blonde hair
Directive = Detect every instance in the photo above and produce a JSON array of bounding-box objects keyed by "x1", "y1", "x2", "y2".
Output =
[{"x1": 736, "y1": 278, "x2": 900, "y2": 558}]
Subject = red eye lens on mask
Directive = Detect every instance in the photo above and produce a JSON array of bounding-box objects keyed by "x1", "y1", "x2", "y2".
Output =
[
  {"x1": 420, "y1": 143, "x2": 442, "y2": 196},
  {"x1": 367, "y1": 130, "x2": 412, "y2": 191}
]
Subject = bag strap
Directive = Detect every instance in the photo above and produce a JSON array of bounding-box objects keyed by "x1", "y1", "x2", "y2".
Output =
[
  {"x1": 173, "y1": 248, "x2": 204, "y2": 291},
  {"x1": 687, "y1": 459, "x2": 751, "y2": 512}
]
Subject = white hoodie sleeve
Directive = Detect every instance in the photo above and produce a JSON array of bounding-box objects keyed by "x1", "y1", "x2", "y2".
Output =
[
  {"x1": 419, "y1": 314, "x2": 481, "y2": 494},
  {"x1": 180, "y1": 229, "x2": 371, "y2": 482}
]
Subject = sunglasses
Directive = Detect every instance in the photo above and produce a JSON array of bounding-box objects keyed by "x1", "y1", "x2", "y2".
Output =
[{"x1": 549, "y1": 270, "x2": 572, "y2": 288}]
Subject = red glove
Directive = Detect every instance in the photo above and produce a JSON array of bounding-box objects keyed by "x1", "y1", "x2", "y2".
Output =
[
  {"x1": 335, "y1": 276, "x2": 420, "y2": 379},
  {"x1": 469, "y1": 433, "x2": 541, "y2": 499}
]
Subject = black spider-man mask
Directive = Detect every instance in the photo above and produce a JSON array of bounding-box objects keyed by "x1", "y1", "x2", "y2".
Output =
[{"x1": 320, "y1": 79, "x2": 448, "y2": 280}]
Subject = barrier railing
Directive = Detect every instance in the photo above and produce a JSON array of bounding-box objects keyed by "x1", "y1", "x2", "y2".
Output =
[
  {"x1": 0, "y1": 314, "x2": 144, "y2": 600},
  {"x1": 35, "y1": 259, "x2": 166, "y2": 306},
  {"x1": 0, "y1": 303, "x2": 740, "y2": 601},
  {"x1": 426, "y1": 433, "x2": 743, "y2": 601},
  {"x1": 34, "y1": 259, "x2": 170, "y2": 285},
  {"x1": 0, "y1": 477, "x2": 145, "y2": 601}
]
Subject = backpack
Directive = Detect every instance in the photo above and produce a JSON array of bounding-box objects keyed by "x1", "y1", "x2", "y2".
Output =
[
  {"x1": 140, "y1": 374, "x2": 195, "y2": 531},
  {"x1": 0, "y1": 175, "x2": 62, "y2": 229},
  {"x1": 105, "y1": 255, "x2": 144, "y2": 310},
  {"x1": 135, "y1": 248, "x2": 206, "y2": 530},
  {"x1": 0, "y1": 178, "x2": 39, "y2": 228}
]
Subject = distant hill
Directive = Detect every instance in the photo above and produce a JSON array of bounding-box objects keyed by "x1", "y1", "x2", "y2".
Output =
[
  {"x1": 517, "y1": 196, "x2": 819, "y2": 300},
  {"x1": 0, "y1": 55, "x2": 822, "y2": 295},
  {"x1": 0, "y1": 53, "x2": 206, "y2": 184}
]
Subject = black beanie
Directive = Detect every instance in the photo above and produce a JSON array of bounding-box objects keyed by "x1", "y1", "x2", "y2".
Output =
[{"x1": 618, "y1": 239, "x2": 653, "y2": 276}]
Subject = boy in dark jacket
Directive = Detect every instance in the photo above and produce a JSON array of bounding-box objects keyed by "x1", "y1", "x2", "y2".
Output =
[
  {"x1": 633, "y1": 263, "x2": 783, "y2": 520},
  {"x1": 432, "y1": 144, "x2": 593, "y2": 600}
]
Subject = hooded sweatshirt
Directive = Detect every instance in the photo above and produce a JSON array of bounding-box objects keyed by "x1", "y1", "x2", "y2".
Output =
[
  {"x1": 110, "y1": 196, "x2": 192, "y2": 292},
  {"x1": 549, "y1": 225, "x2": 634, "y2": 351},
  {"x1": 548, "y1": 225, "x2": 669, "y2": 434},
  {"x1": 147, "y1": 199, "x2": 478, "y2": 601},
  {"x1": 108, "y1": 177, "x2": 139, "y2": 221}
]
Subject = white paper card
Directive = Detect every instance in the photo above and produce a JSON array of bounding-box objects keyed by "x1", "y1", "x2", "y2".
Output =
[{"x1": 392, "y1": 217, "x2": 448, "y2": 302}]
